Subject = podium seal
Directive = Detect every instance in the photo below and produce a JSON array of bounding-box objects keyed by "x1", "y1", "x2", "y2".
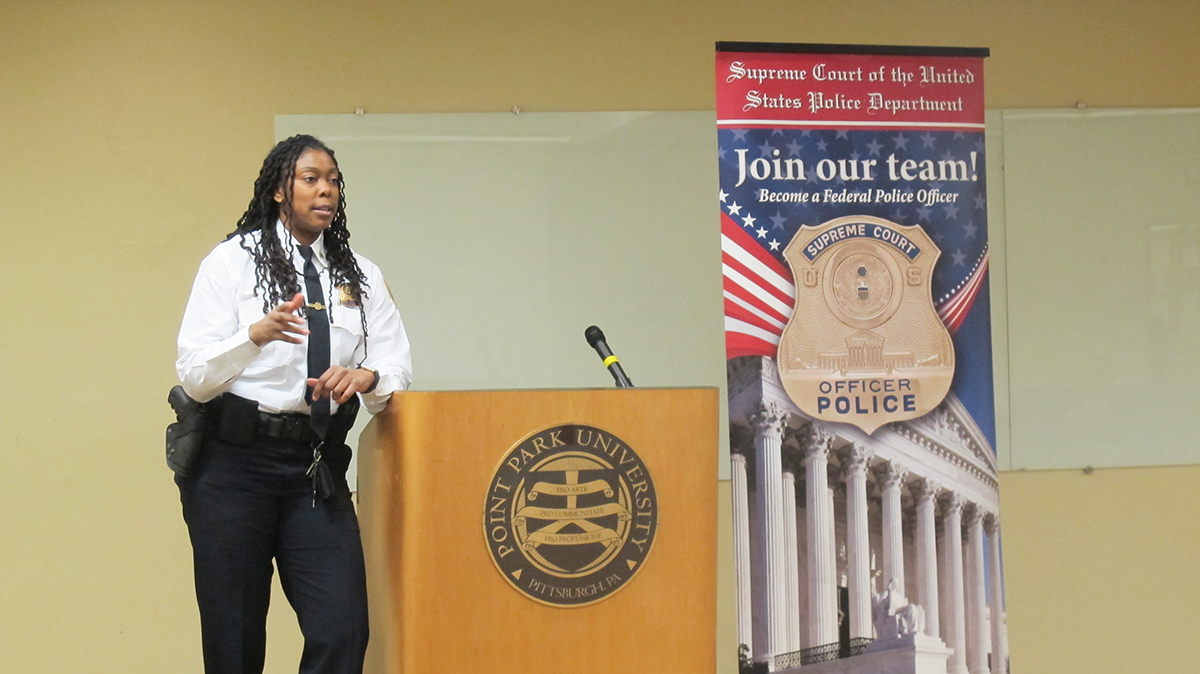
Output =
[
  {"x1": 483, "y1": 423, "x2": 658, "y2": 607},
  {"x1": 779, "y1": 215, "x2": 955, "y2": 433}
]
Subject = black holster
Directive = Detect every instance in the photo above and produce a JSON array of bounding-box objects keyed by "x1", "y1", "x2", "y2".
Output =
[{"x1": 166, "y1": 385, "x2": 209, "y2": 477}]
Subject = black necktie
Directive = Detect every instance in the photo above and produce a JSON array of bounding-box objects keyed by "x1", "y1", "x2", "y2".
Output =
[{"x1": 298, "y1": 245, "x2": 331, "y2": 440}]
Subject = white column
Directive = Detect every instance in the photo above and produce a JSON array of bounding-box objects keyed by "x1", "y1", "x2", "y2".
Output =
[
  {"x1": 963, "y1": 522, "x2": 977, "y2": 667},
  {"x1": 751, "y1": 401, "x2": 789, "y2": 662},
  {"x1": 966, "y1": 507, "x2": 989, "y2": 674},
  {"x1": 937, "y1": 517, "x2": 948, "y2": 638},
  {"x1": 731, "y1": 452, "x2": 754, "y2": 652},
  {"x1": 942, "y1": 493, "x2": 968, "y2": 674},
  {"x1": 914, "y1": 478, "x2": 941, "y2": 638},
  {"x1": 842, "y1": 444, "x2": 873, "y2": 641},
  {"x1": 781, "y1": 469, "x2": 801, "y2": 651},
  {"x1": 985, "y1": 515, "x2": 1009, "y2": 674},
  {"x1": 876, "y1": 461, "x2": 908, "y2": 598},
  {"x1": 804, "y1": 425, "x2": 838, "y2": 647},
  {"x1": 825, "y1": 471, "x2": 837, "y2": 610}
]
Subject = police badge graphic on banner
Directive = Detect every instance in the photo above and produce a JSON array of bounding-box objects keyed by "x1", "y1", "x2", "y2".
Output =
[
  {"x1": 717, "y1": 43, "x2": 1007, "y2": 672},
  {"x1": 781, "y1": 215, "x2": 952, "y2": 432}
]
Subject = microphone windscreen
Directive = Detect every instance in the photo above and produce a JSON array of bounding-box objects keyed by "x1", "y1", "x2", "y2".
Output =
[{"x1": 584, "y1": 325, "x2": 606, "y2": 348}]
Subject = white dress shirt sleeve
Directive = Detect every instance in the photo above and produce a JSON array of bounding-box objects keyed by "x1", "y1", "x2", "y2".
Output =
[
  {"x1": 355, "y1": 258, "x2": 413, "y2": 415},
  {"x1": 176, "y1": 246, "x2": 264, "y2": 403}
]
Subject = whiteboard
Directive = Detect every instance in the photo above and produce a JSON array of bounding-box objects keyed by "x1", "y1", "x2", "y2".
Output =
[
  {"x1": 276, "y1": 112, "x2": 730, "y2": 480},
  {"x1": 995, "y1": 107, "x2": 1200, "y2": 470},
  {"x1": 281, "y1": 107, "x2": 1200, "y2": 476}
]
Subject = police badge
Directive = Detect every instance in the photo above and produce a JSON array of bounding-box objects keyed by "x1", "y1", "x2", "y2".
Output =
[
  {"x1": 778, "y1": 215, "x2": 954, "y2": 433},
  {"x1": 337, "y1": 284, "x2": 359, "y2": 308}
]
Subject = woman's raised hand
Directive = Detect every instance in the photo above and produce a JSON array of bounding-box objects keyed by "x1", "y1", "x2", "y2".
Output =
[{"x1": 249, "y1": 293, "x2": 309, "y2": 346}]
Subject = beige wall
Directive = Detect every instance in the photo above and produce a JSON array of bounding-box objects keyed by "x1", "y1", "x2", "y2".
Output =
[{"x1": 2, "y1": 1, "x2": 1198, "y2": 671}]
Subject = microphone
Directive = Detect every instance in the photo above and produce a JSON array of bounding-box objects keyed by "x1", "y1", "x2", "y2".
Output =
[{"x1": 584, "y1": 325, "x2": 634, "y2": 388}]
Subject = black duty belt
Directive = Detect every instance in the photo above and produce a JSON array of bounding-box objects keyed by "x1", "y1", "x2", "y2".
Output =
[
  {"x1": 209, "y1": 392, "x2": 360, "y2": 450},
  {"x1": 256, "y1": 411, "x2": 321, "y2": 444}
]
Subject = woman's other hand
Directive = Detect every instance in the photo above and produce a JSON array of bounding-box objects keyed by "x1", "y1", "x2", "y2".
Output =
[{"x1": 307, "y1": 366, "x2": 376, "y2": 404}]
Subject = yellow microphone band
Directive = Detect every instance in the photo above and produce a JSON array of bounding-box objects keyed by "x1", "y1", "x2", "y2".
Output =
[{"x1": 603, "y1": 355, "x2": 620, "y2": 367}]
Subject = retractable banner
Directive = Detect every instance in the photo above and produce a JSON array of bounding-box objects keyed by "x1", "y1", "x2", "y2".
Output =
[{"x1": 716, "y1": 43, "x2": 1005, "y2": 673}]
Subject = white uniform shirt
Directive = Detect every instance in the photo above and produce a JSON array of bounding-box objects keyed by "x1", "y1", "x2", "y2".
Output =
[{"x1": 176, "y1": 222, "x2": 412, "y2": 415}]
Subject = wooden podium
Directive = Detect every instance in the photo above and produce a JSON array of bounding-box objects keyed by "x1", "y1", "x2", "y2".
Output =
[{"x1": 357, "y1": 387, "x2": 718, "y2": 674}]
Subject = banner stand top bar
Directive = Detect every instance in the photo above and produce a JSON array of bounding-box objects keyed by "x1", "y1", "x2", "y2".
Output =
[{"x1": 715, "y1": 41, "x2": 990, "y2": 58}]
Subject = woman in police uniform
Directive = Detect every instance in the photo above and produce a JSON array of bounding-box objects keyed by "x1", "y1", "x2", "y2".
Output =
[{"x1": 176, "y1": 135, "x2": 412, "y2": 674}]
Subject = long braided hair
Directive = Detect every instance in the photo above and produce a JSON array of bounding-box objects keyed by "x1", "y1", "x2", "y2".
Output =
[{"x1": 227, "y1": 134, "x2": 370, "y2": 359}]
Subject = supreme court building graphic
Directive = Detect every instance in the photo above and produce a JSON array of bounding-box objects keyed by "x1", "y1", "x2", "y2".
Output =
[{"x1": 728, "y1": 355, "x2": 1008, "y2": 673}]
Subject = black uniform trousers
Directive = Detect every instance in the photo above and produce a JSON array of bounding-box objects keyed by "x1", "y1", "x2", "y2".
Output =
[{"x1": 177, "y1": 432, "x2": 368, "y2": 674}]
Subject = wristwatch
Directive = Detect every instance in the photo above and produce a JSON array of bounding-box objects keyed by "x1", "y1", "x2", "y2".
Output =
[{"x1": 361, "y1": 367, "x2": 380, "y2": 393}]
